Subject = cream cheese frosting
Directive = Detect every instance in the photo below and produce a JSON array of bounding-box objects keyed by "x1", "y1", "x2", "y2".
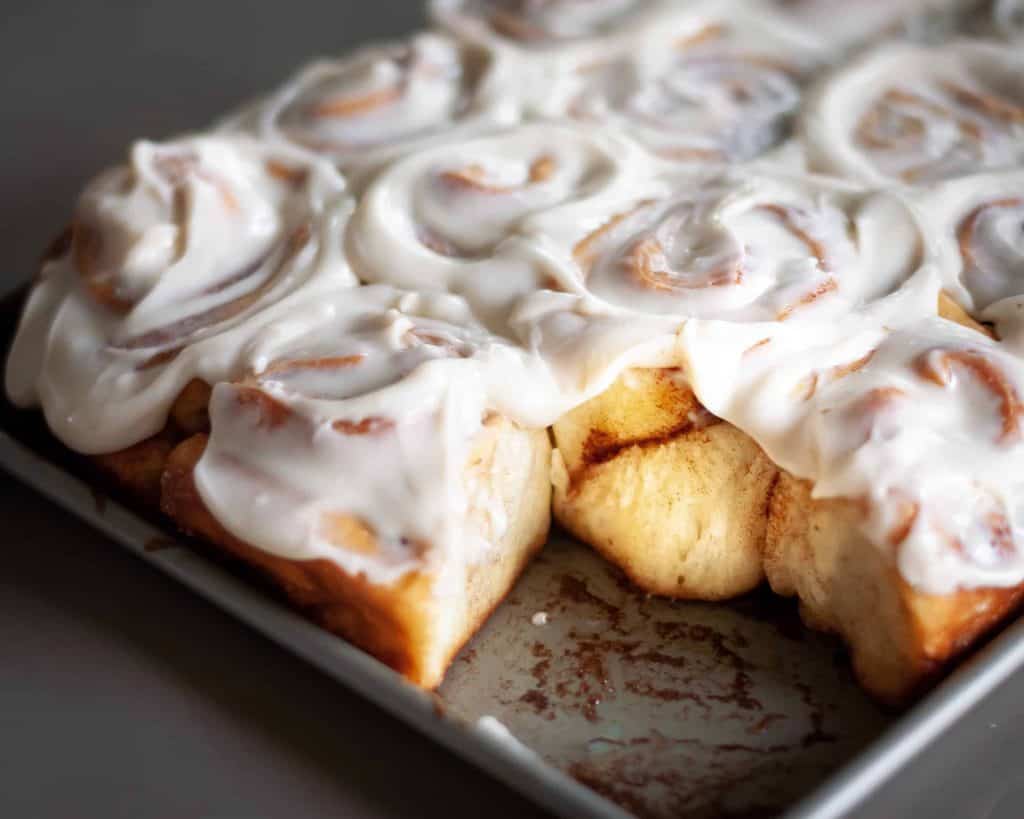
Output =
[
  {"x1": 532, "y1": 2, "x2": 826, "y2": 167},
  {"x1": 7, "y1": 134, "x2": 352, "y2": 454},
  {"x1": 800, "y1": 40, "x2": 1024, "y2": 185},
  {"x1": 761, "y1": 0, "x2": 955, "y2": 48},
  {"x1": 193, "y1": 284, "x2": 527, "y2": 586},
  {"x1": 913, "y1": 169, "x2": 1024, "y2": 351},
  {"x1": 8, "y1": 0, "x2": 1024, "y2": 596},
  {"x1": 221, "y1": 32, "x2": 531, "y2": 186}
]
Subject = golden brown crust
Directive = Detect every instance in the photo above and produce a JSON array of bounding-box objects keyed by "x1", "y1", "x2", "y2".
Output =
[
  {"x1": 159, "y1": 419, "x2": 551, "y2": 689},
  {"x1": 169, "y1": 379, "x2": 213, "y2": 436},
  {"x1": 90, "y1": 379, "x2": 213, "y2": 506},
  {"x1": 91, "y1": 430, "x2": 177, "y2": 506},
  {"x1": 161, "y1": 435, "x2": 443, "y2": 681},
  {"x1": 764, "y1": 473, "x2": 1024, "y2": 705},
  {"x1": 938, "y1": 289, "x2": 997, "y2": 339}
]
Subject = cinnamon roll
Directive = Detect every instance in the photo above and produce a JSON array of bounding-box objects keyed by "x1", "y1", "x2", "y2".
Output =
[
  {"x1": 225, "y1": 33, "x2": 526, "y2": 183},
  {"x1": 754, "y1": 319, "x2": 1024, "y2": 701},
  {"x1": 161, "y1": 284, "x2": 552, "y2": 687},
  {"x1": 544, "y1": 172, "x2": 932, "y2": 600},
  {"x1": 347, "y1": 123, "x2": 649, "y2": 331},
  {"x1": 800, "y1": 41, "x2": 1024, "y2": 185},
  {"x1": 914, "y1": 170, "x2": 1024, "y2": 348},
  {"x1": 536, "y1": 3, "x2": 824, "y2": 166},
  {"x1": 6, "y1": 134, "x2": 352, "y2": 460},
  {"x1": 566, "y1": 173, "x2": 924, "y2": 320}
]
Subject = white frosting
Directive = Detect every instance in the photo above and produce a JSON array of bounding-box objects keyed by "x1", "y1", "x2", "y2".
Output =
[
  {"x1": 913, "y1": 169, "x2": 1024, "y2": 351},
  {"x1": 193, "y1": 284, "x2": 540, "y2": 586},
  {"x1": 10, "y1": 2, "x2": 1024, "y2": 597},
  {"x1": 762, "y1": 0, "x2": 953, "y2": 48},
  {"x1": 348, "y1": 123, "x2": 657, "y2": 332},
  {"x1": 531, "y1": 2, "x2": 826, "y2": 167},
  {"x1": 6, "y1": 134, "x2": 353, "y2": 453},
  {"x1": 429, "y1": 0, "x2": 667, "y2": 48},
  {"x1": 221, "y1": 32, "x2": 530, "y2": 185},
  {"x1": 801, "y1": 40, "x2": 1024, "y2": 185}
]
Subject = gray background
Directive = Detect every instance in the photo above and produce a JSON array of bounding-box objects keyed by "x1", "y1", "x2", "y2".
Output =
[{"x1": 1, "y1": 2, "x2": 1022, "y2": 817}]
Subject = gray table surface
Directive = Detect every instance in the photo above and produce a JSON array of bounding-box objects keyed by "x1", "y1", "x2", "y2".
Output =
[{"x1": 1, "y1": 3, "x2": 1023, "y2": 817}]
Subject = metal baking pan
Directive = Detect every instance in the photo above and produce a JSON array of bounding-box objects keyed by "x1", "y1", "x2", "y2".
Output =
[{"x1": 2, "y1": 285, "x2": 1022, "y2": 819}]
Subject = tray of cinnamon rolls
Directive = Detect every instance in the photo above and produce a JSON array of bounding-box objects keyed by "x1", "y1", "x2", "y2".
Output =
[{"x1": 4, "y1": 0, "x2": 1024, "y2": 816}]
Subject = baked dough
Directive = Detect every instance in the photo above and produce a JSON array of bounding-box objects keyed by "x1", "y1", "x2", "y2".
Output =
[
  {"x1": 161, "y1": 416, "x2": 551, "y2": 688},
  {"x1": 552, "y1": 368, "x2": 776, "y2": 600}
]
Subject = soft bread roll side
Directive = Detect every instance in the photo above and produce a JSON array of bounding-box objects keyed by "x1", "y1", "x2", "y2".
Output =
[
  {"x1": 160, "y1": 416, "x2": 551, "y2": 688},
  {"x1": 551, "y1": 367, "x2": 777, "y2": 600},
  {"x1": 764, "y1": 472, "x2": 1024, "y2": 705}
]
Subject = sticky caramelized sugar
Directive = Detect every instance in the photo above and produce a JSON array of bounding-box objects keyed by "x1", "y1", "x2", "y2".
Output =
[
  {"x1": 885, "y1": 490, "x2": 920, "y2": 548},
  {"x1": 262, "y1": 355, "x2": 366, "y2": 378}
]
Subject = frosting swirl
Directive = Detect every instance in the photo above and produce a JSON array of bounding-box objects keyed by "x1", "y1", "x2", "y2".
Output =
[
  {"x1": 226, "y1": 33, "x2": 526, "y2": 181},
  {"x1": 765, "y1": 0, "x2": 946, "y2": 47},
  {"x1": 6, "y1": 134, "x2": 352, "y2": 453},
  {"x1": 916, "y1": 170, "x2": 1024, "y2": 349},
  {"x1": 537, "y1": 172, "x2": 926, "y2": 323},
  {"x1": 537, "y1": 7, "x2": 823, "y2": 165},
  {"x1": 347, "y1": 123, "x2": 650, "y2": 330},
  {"x1": 801, "y1": 41, "x2": 1024, "y2": 184},
  {"x1": 193, "y1": 284, "x2": 519, "y2": 583}
]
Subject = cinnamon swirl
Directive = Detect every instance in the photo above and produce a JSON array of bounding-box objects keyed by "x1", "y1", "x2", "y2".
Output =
[
  {"x1": 347, "y1": 123, "x2": 649, "y2": 331},
  {"x1": 544, "y1": 172, "x2": 930, "y2": 599},
  {"x1": 223, "y1": 32, "x2": 527, "y2": 184},
  {"x1": 6, "y1": 134, "x2": 351, "y2": 504},
  {"x1": 915, "y1": 170, "x2": 1024, "y2": 349},
  {"x1": 535, "y1": 3, "x2": 825, "y2": 167},
  {"x1": 800, "y1": 41, "x2": 1024, "y2": 184}
]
